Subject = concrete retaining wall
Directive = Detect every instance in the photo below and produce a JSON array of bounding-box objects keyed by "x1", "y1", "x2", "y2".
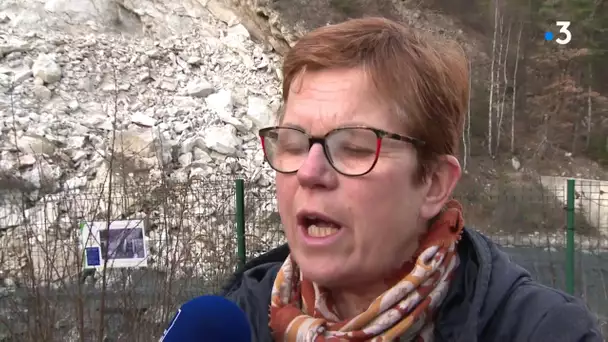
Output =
[{"x1": 540, "y1": 176, "x2": 608, "y2": 235}]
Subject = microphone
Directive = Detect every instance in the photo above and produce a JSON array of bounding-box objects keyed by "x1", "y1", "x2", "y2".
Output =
[{"x1": 159, "y1": 295, "x2": 251, "y2": 342}]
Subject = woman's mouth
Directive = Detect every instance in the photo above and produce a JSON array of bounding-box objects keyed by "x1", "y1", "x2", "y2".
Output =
[
  {"x1": 307, "y1": 222, "x2": 340, "y2": 237},
  {"x1": 298, "y1": 213, "x2": 343, "y2": 240}
]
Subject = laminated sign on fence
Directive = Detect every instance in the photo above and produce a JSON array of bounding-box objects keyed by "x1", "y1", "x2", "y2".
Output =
[{"x1": 79, "y1": 220, "x2": 149, "y2": 269}]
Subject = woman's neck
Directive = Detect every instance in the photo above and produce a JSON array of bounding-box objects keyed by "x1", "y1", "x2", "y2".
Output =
[
  {"x1": 330, "y1": 281, "x2": 391, "y2": 319},
  {"x1": 328, "y1": 260, "x2": 417, "y2": 319}
]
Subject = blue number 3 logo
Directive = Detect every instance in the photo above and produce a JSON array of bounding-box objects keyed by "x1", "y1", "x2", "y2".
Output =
[{"x1": 556, "y1": 21, "x2": 572, "y2": 45}]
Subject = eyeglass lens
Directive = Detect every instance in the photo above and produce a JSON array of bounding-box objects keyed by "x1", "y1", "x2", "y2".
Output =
[{"x1": 262, "y1": 127, "x2": 380, "y2": 175}]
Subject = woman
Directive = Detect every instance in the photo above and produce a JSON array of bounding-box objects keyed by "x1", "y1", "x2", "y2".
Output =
[{"x1": 222, "y1": 17, "x2": 602, "y2": 341}]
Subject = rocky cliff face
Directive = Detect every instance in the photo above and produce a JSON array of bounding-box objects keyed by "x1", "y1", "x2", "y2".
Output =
[
  {"x1": 0, "y1": 0, "x2": 486, "y2": 213},
  {"x1": 115, "y1": 0, "x2": 482, "y2": 56},
  {"x1": 0, "y1": 0, "x2": 289, "y2": 293}
]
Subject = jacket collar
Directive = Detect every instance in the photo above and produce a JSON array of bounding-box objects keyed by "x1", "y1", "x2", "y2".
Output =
[{"x1": 222, "y1": 228, "x2": 523, "y2": 342}]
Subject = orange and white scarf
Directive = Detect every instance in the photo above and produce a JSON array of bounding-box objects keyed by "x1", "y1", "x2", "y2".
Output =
[{"x1": 269, "y1": 200, "x2": 464, "y2": 341}]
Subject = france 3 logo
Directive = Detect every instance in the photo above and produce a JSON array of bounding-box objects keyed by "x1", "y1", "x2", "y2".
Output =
[{"x1": 544, "y1": 21, "x2": 572, "y2": 45}]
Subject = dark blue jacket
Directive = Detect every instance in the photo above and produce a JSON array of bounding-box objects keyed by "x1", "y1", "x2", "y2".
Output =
[{"x1": 222, "y1": 229, "x2": 603, "y2": 341}]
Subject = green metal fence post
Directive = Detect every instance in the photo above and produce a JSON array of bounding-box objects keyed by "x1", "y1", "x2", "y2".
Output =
[
  {"x1": 565, "y1": 178, "x2": 575, "y2": 295},
  {"x1": 235, "y1": 179, "x2": 246, "y2": 271}
]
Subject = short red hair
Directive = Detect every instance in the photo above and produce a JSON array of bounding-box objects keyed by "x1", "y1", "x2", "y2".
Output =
[{"x1": 280, "y1": 17, "x2": 469, "y2": 182}]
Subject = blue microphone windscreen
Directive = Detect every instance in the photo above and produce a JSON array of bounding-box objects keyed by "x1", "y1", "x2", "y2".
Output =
[{"x1": 160, "y1": 295, "x2": 251, "y2": 342}]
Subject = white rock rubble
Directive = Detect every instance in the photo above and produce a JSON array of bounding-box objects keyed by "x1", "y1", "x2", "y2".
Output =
[{"x1": 0, "y1": 0, "x2": 284, "y2": 290}]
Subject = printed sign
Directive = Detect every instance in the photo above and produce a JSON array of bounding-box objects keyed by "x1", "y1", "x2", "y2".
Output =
[{"x1": 80, "y1": 220, "x2": 149, "y2": 269}]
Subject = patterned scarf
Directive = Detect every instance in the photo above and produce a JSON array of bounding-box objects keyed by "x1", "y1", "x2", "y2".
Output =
[{"x1": 268, "y1": 200, "x2": 464, "y2": 342}]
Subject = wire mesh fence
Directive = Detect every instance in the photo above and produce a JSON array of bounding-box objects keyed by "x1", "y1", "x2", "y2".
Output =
[
  {"x1": 0, "y1": 175, "x2": 606, "y2": 340},
  {"x1": 0, "y1": 177, "x2": 239, "y2": 341}
]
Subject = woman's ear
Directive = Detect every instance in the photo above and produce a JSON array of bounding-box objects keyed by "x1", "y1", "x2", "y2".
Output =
[{"x1": 418, "y1": 155, "x2": 461, "y2": 220}]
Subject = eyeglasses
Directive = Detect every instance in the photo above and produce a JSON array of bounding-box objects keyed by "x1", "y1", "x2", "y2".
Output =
[{"x1": 258, "y1": 126, "x2": 425, "y2": 176}]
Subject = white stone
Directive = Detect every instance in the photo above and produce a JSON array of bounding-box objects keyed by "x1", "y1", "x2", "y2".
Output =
[
  {"x1": 67, "y1": 136, "x2": 85, "y2": 149},
  {"x1": 203, "y1": 125, "x2": 241, "y2": 155},
  {"x1": 193, "y1": 147, "x2": 212, "y2": 163},
  {"x1": 16, "y1": 135, "x2": 56, "y2": 155},
  {"x1": 12, "y1": 68, "x2": 32, "y2": 84},
  {"x1": 221, "y1": 115, "x2": 250, "y2": 133},
  {"x1": 65, "y1": 176, "x2": 87, "y2": 189},
  {"x1": 186, "y1": 79, "x2": 214, "y2": 98},
  {"x1": 181, "y1": 136, "x2": 205, "y2": 154},
  {"x1": 161, "y1": 79, "x2": 178, "y2": 91},
  {"x1": 0, "y1": 38, "x2": 30, "y2": 58},
  {"x1": 19, "y1": 154, "x2": 36, "y2": 167},
  {"x1": 44, "y1": 0, "x2": 105, "y2": 18},
  {"x1": 246, "y1": 96, "x2": 274, "y2": 128},
  {"x1": 174, "y1": 121, "x2": 191, "y2": 134},
  {"x1": 71, "y1": 150, "x2": 88, "y2": 162},
  {"x1": 115, "y1": 128, "x2": 155, "y2": 157},
  {"x1": 178, "y1": 152, "x2": 193, "y2": 167},
  {"x1": 131, "y1": 113, "x2": 157, "y2": 127},
  {"x1": 205, "y1": 89, "x2": 233, "y2": 115},
  {"x1": 187, "y1": 56, "x2": 202, "y2": 65},
  {"x1": 32, "y1": 53, "x2": 62, "y2": 84},
  {"x1": 33, "y1": 85, "x2": 52, "y2": 101}
]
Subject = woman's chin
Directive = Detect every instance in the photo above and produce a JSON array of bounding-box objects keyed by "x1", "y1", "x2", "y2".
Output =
[{"x1": 297, "y1": 256, "x2": 352, "y2": 287}]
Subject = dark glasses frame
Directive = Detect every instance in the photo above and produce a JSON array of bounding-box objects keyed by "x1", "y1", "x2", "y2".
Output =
[{"x1": 258, "y1": 126, "x2": 425, "y2": 176}]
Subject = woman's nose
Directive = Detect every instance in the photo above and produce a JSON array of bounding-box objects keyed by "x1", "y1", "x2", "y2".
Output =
[{"x1": 296, "y1": 144, "x2": 337, "y2": 189}]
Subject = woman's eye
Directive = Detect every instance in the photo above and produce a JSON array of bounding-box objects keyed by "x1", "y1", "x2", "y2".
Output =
[
  {"x1": 342, "y1": 145, "x2": 375, "y2": 155},
  {"x1": 279, "y1": 142, "x2": 306, "y2": 153}
]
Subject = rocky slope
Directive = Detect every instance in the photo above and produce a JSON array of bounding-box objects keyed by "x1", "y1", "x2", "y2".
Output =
[{"x1": 0, "y1": 0, "x2": 284, "y2": 288}]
